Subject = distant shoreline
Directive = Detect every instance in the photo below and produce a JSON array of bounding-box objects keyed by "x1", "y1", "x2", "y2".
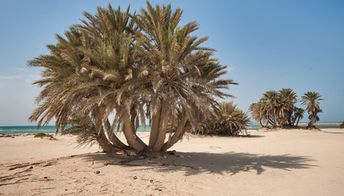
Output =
[
  {"x1": 1, "y1": 121, "x2": 341, "y2": 127},
  {"x1": 0, "y1": 123, "x2": 342, "y2": 135}
]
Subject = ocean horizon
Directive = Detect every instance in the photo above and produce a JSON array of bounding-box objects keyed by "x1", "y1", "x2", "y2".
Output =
[{"x1": 0, "y1": 122, "x2": 341, "y2": 134}]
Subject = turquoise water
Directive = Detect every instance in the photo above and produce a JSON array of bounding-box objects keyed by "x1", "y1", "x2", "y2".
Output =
[
  {"x1": 246, "y1": 124, "x2": 340, "y2": 130},
  {"x1": 0, "y1": 125, "x2": 151, "y2": 134},
  {"x1": 0, "y1": 124, "x2": 340, "y2": 134},
  {"x1": 0, "y1": 126, "x2": 57, "y2": 134}
]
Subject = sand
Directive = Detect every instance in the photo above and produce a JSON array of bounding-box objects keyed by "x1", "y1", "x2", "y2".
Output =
[{"x1": 1, "y1": 129, "x2": 344, "y2": 195}]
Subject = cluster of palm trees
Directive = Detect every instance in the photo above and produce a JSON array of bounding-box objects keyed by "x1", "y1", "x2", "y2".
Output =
[
  {"x1": 250, "y1": 89, "x2": 322, "y2": 129},
  {"x1": 29, "y1": 3, "x2": 235, "y2": 154}
]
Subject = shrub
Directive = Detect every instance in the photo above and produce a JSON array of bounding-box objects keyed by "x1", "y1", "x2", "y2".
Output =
[
  {"x1": 34, "y1": 133, "x2": 56, "y2": 140},
  {"x1": 340, "y1": 122, "x2": 344, "y2": 129},
  {"x1": 196, "y1": 102, "x2": 250, "y2": 136}
]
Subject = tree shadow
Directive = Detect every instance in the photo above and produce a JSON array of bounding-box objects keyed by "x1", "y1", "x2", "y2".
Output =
[
  {"x1": 192, "y1": 134, "x2": 264, "y2": 138},
  {"x1": 239, "y1": 134, "x2": 264, "y2": 138},
  {"x1": 82, "y1": 151, "x2": 315, "y2": 176},
  {"x1": 0, "y1": 160, "x2": 57, "y2": 186}
]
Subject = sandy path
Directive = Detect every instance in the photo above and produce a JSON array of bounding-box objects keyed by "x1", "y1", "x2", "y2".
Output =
[{"x1": 1, "y1": 129, "x2": 344, "y2": 195}]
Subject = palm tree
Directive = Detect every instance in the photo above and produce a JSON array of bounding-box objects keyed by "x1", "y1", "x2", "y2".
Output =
[
  {"x1": 261, "y1": 91, "x2": 281, "y2": 127},
  {"x1": 131, "y1": 2, "x2": 236, "y2": 152},
  {"x1": 301, "y1": 92, "x2": 322, "y2": 129},
  {"x1": 29, "y1": 3, "x2": 234, "y2": 154},
  {"x1": 29, "y1": 5, "x2": 138, "y2": 153},
  {"x1": 249, "y1": 102, "x2": 268, "y2": 128},
  {"x1": 279, "y1": 88, "x2": 297, "y2": 127},
  {"x1": 293, "y1": 107, "x2": 304, "y2": 127}
]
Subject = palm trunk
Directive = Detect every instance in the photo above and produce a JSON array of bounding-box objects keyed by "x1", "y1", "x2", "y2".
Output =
[
  {"x1": 130, "y1": 106, "x2": 138, "y2": 132},
  {"x1": 151, "y1": 102, "x2": 169, "y2": 151},
  {"x1": 149, "y1": 103, "x2": 163, "y2": 148},
  {"x1": 104, "y1": 119, "x2": 131, "y2": 150},
  {"x1": 268, "y1": 116, "x2": 276, "y2": 128},
  {"x1": 296, "y1": 117, "x2": 301, "y2": 127},
  {"x1": 259, "y1": 119, "x2": 263, "y2": 127},
  {"x1": 308, "y1": 114, "x2": 316, "y2": 128},
  {"x1": 162, "y1": 111, "x2": 188, "y2": 151},
  {"x1": 96, "y1": 127, "x2": 120, "y2": 153},
  {"x1": 121, "y1": 109, "x2": 147, "y2": 152}
]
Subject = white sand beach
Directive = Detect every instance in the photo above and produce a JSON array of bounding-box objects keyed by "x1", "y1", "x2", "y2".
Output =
[{"x1": 1, "y1": 129, "x2": 344, "y2": 195}]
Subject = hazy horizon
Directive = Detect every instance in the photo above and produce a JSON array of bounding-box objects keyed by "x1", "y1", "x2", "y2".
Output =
[{"x1": 0, "y1": 0, "x2": 343, "y2": 126}]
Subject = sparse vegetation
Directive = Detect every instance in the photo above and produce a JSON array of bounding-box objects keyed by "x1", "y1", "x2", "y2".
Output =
[
  {"x1": 195, "y1": 102, "x2": 250, "y2": 136},
  {"x1": 340, "y1": 122, "x2": 344, "y2": 129},
  {"x1": 34, "y1": 133, "x2": 56, "y2": 140}
]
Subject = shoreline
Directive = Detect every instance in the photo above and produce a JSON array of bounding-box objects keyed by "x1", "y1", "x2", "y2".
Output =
[{"x1": 1, "y1": 127, "x2": 343, "y2": 137}]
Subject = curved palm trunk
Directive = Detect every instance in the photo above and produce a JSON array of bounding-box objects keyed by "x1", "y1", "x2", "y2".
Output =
[
  {"x1": 130, "y1": 106, "x2": 138, "y2": 132},
  {"x1": 104, "y1": 119, "x2": 131, "y2": 150},
  {"x1": 296, "y1": 117, "x2": 301, "y2": 127},
  {"x1": 267, "y1": 116, "x2": 276, "y2": 128},
  {"x1": 151, "y1": 102, "x2": 169, "y2": 151},
  {"x1": 92, "y1": 109, "x2": 119, "y2": 152},
  {"x1": 259, "y1": 119, "x2": 263, "y2": 127},
  {"x1": 96, "y1": 127, "x2": 120, "y2": 153},
  {"x1": 92, "y1": 106, "x2": 130, "y2": 152},
  {"x1": 149, "y1": 104, "x2": 163, "y2": 148},
  {"x1": 162, "y1": 112, "x2": 188, "y2": 151},
  {"x1": 121, "y1": 108, "x2": 147, "y2": 152}
]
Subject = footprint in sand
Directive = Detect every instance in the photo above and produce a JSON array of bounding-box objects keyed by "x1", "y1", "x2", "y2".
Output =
[{"x1": 209, "y1": 146, "x2": 221, "y2": 150}]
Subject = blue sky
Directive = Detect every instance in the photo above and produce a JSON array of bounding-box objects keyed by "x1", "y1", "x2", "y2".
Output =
[{"x1": 0, "y1": 0, "x2": 343, "y2": 125}]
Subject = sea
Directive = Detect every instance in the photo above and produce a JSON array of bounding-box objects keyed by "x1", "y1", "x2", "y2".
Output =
[
  {"x1": 0, "y1": 125, "x2": 151, "y2": 135},
  {"x1": 0, "y1": 123, "x2": 341, "y2": 135}
]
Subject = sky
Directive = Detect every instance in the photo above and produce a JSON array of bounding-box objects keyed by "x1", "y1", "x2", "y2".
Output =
[{"x1": 0, "y1": 0, "x2": 343, "y2": 126}]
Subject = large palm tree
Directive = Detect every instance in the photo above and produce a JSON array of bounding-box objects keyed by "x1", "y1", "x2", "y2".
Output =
[
  {"x1": 301, "y1": 91, "x2": 322, "y2": 128},
  {"x1": 29, "y1": 3, "x2": 234, "y2": 154}
]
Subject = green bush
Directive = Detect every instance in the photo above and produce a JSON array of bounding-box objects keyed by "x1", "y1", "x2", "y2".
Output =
[
  {"x1": 34, "y1": 133, "x2": 56, "y2": 140},
  {"x1": 340, "y1": 122, "x2": 344, "y2": 129}
]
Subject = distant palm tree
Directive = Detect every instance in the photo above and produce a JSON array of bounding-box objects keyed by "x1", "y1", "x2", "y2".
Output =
[
  {"x1": 261, "y1": 91, "x2": 280, "y2": 127},
  {"x1": 279, "y1": 88, "x2": 297, "y2": 127},
  {"x1": 293, "y1": 107, "x2": 305, "y2": 127},
  {"x1": 301, "y1": 92, "x2": 322, "y2": 129},
  {"x1": 249, "y1": 102, "x2": 268, "y2": 128}
]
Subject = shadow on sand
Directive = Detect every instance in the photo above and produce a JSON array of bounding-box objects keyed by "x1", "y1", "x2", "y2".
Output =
[{"x1": 83, "y1": 151, "x2": 315, "y2": 176}]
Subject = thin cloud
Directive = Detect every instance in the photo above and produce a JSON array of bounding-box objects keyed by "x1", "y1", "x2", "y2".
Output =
[
  {"x1": 0, "y1": 74, "x2": 23, "y2": 81},
  {"x1": 0, "y1": 74, "x2": 40, "y2": 88}
]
